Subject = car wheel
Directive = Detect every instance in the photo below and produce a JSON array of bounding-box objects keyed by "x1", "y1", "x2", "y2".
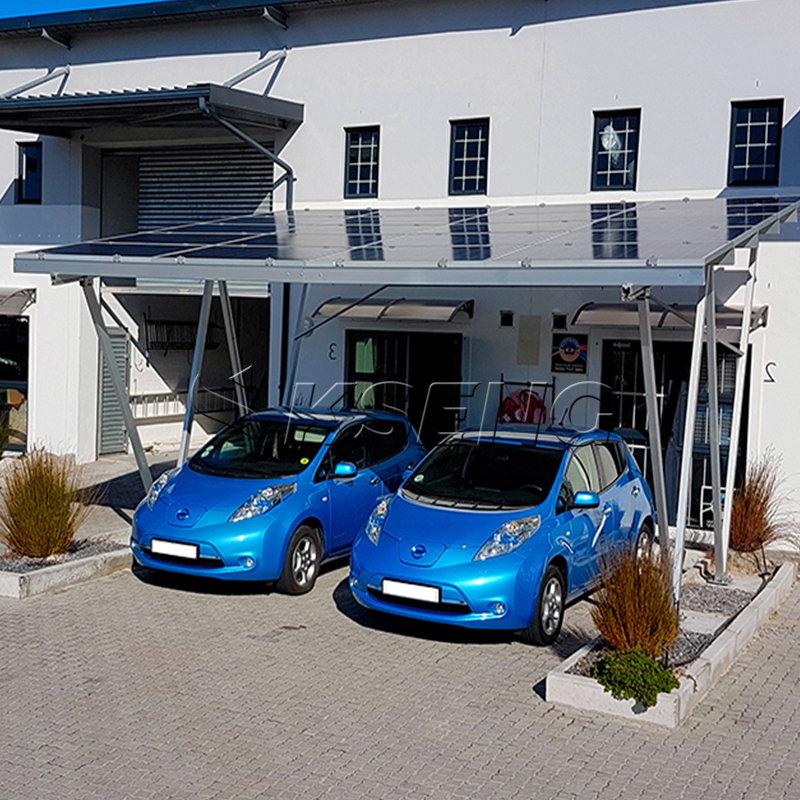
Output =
[
  {"x1": 277, "y1": 525, "x2": 322, "y2": 595},
  {"x1": 522, "y1": 564, "x2": 566, "y2": 646},
  {"x1": 636, "y1": 521, "x2": 653, "y2": 561}
]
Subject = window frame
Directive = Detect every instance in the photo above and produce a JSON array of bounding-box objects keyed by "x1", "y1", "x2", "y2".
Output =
[
  {"x1": 727, "y1": 99, "x2": 784, "y2": 187},
  {"x1": 591, "y1": 109, "x2": 641, "y2": 192},
  {"x1": 448, "y1": 117, "x2": 490, "y2": 196},
  {"x1": 344, "y1": 126, "x2": 380, "y2": 199},
  {"x1": 16, "y1": 142, "x2": 42, "y2": 204}
]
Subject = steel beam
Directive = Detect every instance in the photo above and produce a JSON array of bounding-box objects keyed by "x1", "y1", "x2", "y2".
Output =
[
  {"x1": 81, "y1": 280, "x2": 152, "y2": 493},
  {"x1": 673, "y1": 290, "x2": 707, "y2": 602},
  {"x1": 705, "y1": 268, "x2": 728, "y2": 583},
  {"x1": 638, "y1": 296, "x2": 671, "y2": 551},
  {"x1": 218, "y1": 280, "x2": 248, "y2": 415},
  {"x1": 721, "y1": 252, "x2": 757, "y2": 571},
  {"x1": 282, "y1": 283, "x2": 309, "y2": 407},
  {"x1": 177, "y1": 280, "x2": 214, "y2": 466}
]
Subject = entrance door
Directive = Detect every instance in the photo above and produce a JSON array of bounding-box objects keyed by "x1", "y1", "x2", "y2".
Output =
[
  {"x1": 98, "y1": 329, "x2": 130, "y2": 455},
  {"x1": 346, "y1": 331, "x2": 462, "y2": 448}
]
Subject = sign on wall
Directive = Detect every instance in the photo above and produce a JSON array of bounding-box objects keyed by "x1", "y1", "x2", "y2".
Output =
[{"x1": 551, "y1": 333, "x2": 588, "y2": 374}]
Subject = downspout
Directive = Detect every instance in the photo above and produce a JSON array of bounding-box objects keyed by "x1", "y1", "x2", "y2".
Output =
[{"x1": 198, "y1": 96, "x2": 295, "y2": 210}]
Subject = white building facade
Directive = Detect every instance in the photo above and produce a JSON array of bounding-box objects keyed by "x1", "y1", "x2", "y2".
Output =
[{"x1": 1, "y1": 0, "x2": 799, "y2": 534}]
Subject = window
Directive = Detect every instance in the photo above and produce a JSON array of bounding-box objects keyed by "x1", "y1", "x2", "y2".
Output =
[
  {"x1": 17, "y1": 142, "x2": 42, "y2": 204},
  {"x1": 728, "y1": 100, "x2": 783, "y2": 186},
  {"x1": 449, "y1": 118, "x2": 489, "y2": 195},
  {"x1": 344, "y1": 127, "x2": 379, "y2": 198},
  {"x1": 591, "y1": 110, "x2": 640, "y2": 190}
]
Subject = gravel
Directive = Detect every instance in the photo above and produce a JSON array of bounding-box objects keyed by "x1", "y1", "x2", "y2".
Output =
[
  {"x1": 680, "y1": 583, "x2": 756, "y2": 616},
  {"x1": 0, "y1": 540, "x2": 127, "y2": 574}
]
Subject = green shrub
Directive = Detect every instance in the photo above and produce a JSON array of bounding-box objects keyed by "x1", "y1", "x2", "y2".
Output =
[
  {"x1": 0, "y1": 448, "x2": 98, "y2": 558},
  {"x1": 590, "y1": 542, "x2": 679, "y2": 659},
  {"x1": 591, "y1": 646, "x2": 680, "y2": 709}
]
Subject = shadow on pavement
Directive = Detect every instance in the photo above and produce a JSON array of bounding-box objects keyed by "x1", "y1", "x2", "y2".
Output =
[{"x1": 132, "y1": 561, "x2": 276, "y2": 596}]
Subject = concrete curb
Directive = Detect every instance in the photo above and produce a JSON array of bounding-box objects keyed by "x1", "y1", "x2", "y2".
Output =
[
  {"x1": 0, "y1": 549, "x2": 131, "y2": 599},
  {"x1": 545, "y1": 561, "x2": 798, "y2": 727}
]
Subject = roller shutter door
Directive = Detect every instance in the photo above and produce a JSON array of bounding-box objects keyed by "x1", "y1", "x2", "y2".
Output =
[
  {"x1": 137, "y1": 143, "x2": 274, "y2": 230},
  {"x1": 98, "y1": 329, "x2": 130, "y2": 456}
]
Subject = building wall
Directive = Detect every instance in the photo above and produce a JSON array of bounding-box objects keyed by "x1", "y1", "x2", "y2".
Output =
[{"x1": 1, "y1": 0, "x2": 799, "y2": 478}]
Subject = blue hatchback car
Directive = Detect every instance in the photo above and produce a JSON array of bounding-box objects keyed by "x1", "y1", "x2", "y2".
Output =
[
  {"x1": 349, "y1": 428, "x2": 655, "y2": 644},
  {"x1": 131, "y1": 409, "x2": 425, "y2": 593}
]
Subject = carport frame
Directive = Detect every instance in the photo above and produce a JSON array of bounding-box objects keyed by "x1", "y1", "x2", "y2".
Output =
[{"x1": 17, "y1": 198, "x2": 800, "y2": 601}]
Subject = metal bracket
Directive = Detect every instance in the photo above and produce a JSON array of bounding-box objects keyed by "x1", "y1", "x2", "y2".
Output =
[
  {"x1": 263, "y1": 7, "x2": 288, "y2": 29},
  {"x1": 621, "y1": 283, "x2": 650, "y2": 302},
  {"x1": 1, "y1": 65, "x2": 70, "y2": 100},
  {"x1": 41, "y1": 28, "x2": 71, "y2": 50},
  {"x1": 224, "y1": 49, "x2": 288, "y2": 88}
]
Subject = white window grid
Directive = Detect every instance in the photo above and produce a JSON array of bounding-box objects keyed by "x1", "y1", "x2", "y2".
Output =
[
  {"x1": 594, "y1": 115, "x2": 638, "y2": 188},
  {"x1": 451, "y1": 121, "x2": 488, "y2": 194},
  {"x1": 730, "y1": 105, "x2": 780, "y2": 184},
  {"x1": 345, "y1": 128, "x2": 379, "y2": 198}
]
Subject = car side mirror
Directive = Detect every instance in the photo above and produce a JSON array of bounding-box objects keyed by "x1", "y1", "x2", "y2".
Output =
[
  {"x1": 333, "y1": 461, "x2": 358, "y2": 479},
  {"x1": 571, "y1": 491, "x2": 600, "y2": 509}
]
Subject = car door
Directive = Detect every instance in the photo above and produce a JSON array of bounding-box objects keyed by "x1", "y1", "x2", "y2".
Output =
[
  {"x1": 361, "y1": 418, "x2": 415, "y2": 493},
  {"x1": 593, "y1": 440, "x2": 630, "y2": 547},
  {"x1": 557, "y1": 444, "x2": 607, "y2": 592},
  {"x1": 323, "y1": 422, "x2": 389, "y2": 553}
]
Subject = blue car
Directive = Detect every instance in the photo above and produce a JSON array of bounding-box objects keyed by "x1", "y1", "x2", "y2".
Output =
[
  {"x1": 349, "y1": 428, "x2": 655, "y2": 644},
  {"x1": 131, "y1": 409, "x2": 425, "y2": 593}
]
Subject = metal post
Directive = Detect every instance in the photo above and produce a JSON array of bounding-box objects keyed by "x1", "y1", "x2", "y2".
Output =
[
  {"x1": 705, "y1": 268, "x2": 728, "y2": 583},
  {"x1": 282, "y1": 283, "x2": 309, "y2": 407},
  {"x1": 178, "y1": 280, "x2": 214, "y2": 466},
  {"x1": 81, "y1": 281, "x2": 153, "y2": 493},
  {"x1": 673, "y1": 291, "x2": 707, "y2": 602},
  {"x1": 637, "y1": 295, "x2": 670, "y2": 551},
  {"x1": 721, "y1": 253, "x2": 757, "y2": 568},
  {"x1": 218, "y1": 280, "x2": 248, "y2": 415}
]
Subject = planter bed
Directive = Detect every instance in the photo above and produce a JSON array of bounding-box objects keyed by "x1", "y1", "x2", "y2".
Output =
[
  {"x1": 0, "y1": 540, "x2": 130, "y2": 599},
  {"x1": 545, "y1": 562, "x2": 797, "y2": 727}
]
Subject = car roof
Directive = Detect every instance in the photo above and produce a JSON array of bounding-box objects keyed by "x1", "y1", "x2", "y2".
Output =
[
  {"x1": 247, "y1": 407, "x2": 407, "y2": 427},
  {"x1": 453, "y1": 426, "x2": 623, "y2": 449}
]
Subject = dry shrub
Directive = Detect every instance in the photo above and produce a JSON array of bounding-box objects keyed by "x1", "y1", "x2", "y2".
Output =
[
  {"x1": 0, "y1": 448, "x2": 98, "y2": 558},
  {"x1": 590, "y1": 543, "x2": 679, "y2": 659},
  {"x1": 730, "y1": 450, "x2": 793, "y2": 553},
  {"x1": 0, "y1": 416, "x2": 10, "y2": 457}
]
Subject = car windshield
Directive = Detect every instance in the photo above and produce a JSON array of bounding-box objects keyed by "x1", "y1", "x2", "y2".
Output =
[
  {"x1": 404, "y1": 439, "x2": 564, "y2": 508},
  {"x1": 189, "y1": 418, "x2": 333, "y2": 478}
]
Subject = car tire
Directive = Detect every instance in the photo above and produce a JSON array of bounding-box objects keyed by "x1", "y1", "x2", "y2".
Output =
[
  {"x1": 522, "y1": 563, "x2": 566, "y2": 646},
  {"x1": 277, "y1": 524, "x2": 322, "y2": 595},
  {"x1": 635, "y1": 521, "x2": 653, "y2": 560}
]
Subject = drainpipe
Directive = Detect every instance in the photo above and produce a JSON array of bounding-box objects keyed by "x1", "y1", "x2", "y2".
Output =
[{"x1": 197, "y1": 96, "x2": 295, "y2": 210}]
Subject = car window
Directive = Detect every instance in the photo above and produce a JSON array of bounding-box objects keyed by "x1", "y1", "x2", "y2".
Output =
[
  {"x1": 327, "y1": 424, "x2": 370, "y2": 470},
  {"x1": 559, "y1": 444, "x2": 599, "y2": 504},
  {"x1": 594, "y1": 442, "x2": 622, "y2": 490},
  {"x1": 361, "y1": 419, "x2": 408, "y2": 465}
]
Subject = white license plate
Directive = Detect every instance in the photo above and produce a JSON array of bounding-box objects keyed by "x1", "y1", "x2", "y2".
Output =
[
  {"x1": 151, "y1": 539, "x2": 198, "y2": 560},
  {"x1": 382, "y1": 578, "x2": 440, "y2": 604}
]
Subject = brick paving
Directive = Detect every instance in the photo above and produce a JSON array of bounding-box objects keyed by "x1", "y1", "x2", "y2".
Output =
[{"x1": 1, "y1": 452, "x2": 800, "y2": 799}]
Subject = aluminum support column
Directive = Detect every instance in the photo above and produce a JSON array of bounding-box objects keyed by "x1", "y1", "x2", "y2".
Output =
[
  {"x1": 638, "y1": 296, "x2": 670, "y2": 551},
  {"x1": 721, "y1": 254, "x2": 757, "y2": 571},
  {"x1": 673, "y1": 291, "x2": 707, "y2": 602},
  {"x1": 82, "y1": 281, "x2": 152, "y2": 493},
  {"x1": 705, "y1": 269, "x2": 727, "y2": 583},
  {"x1": 218, "y1": 280, "x2": 248, "y2": 415},
  {"x1": 178, "y1": 280, "x2": 214, "y2": 466},
  {"x1": 282, "y1": 283, "x2": 309, "y2": 407}
]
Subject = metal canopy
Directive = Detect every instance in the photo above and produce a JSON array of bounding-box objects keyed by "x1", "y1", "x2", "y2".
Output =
[
  {"x1": 14, "y1": 196, "x2": 800, "y2": 287},
  {"x1": 0, "y1": 83, "x2": 304, "y2": 141},
  {"x1": 313, "y1": 297, "x2": 474, "y2": 322},
  {"x1": 571, "y1": 301, "x2": 769, "y2": 331},
  {"x1": 0, "y1": 288, "x2": 35, "y2": 316}
]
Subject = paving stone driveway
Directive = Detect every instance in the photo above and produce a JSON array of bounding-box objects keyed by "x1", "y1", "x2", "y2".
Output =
[{"x1": 1, "y1": 561, "x2": 799, "y2": 800}]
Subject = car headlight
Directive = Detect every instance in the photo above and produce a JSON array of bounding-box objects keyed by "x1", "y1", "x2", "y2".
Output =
[
  {"x1": 228, "y1": 483, "x2": 296, "y2": 522},
  {"x1": 145, "y1": 467, "x2": 180, "y2": 510},
  {"x1": 474, "y1": 515, "x2": 541, "y2": 561},
  {"x1": 365, "y1": 496, "x2": 391, "y2": 545}
]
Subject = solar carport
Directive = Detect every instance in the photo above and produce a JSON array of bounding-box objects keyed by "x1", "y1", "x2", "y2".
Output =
[{"x1": 14, "y1": 196, "x2": 800, "y2": 599}]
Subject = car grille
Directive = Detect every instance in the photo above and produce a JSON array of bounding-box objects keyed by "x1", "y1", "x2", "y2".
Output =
[
  {"x1": 367, "y1": 586, "x2": 471, "y2": 615},
  {"x1": 141, "y1": 546, "x2": 224, "y2": 568}
]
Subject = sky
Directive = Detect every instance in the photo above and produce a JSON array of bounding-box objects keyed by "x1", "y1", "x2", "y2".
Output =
[{"x1": 0, "y1": 1, "x2": 177, "y2": 21}]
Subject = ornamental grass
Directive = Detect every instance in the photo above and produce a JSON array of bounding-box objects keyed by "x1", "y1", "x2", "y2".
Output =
[
  {"x1": 590, "y1": 542, "x2": 679, "y2": 660},
  {"x1": 729, "y1": 450, "x2": 793, "y2": 554},
  {"x1": 0, "y1": 448, "x2": 99, "y2": 558}
]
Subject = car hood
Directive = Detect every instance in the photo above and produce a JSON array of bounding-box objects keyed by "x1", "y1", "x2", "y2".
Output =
[
  {"x1": 155, "y1": 464, "x2": 301, "y2": 522},
  {"x1": 384, "y1": 489, "x2": 542, "y2": 549}
]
